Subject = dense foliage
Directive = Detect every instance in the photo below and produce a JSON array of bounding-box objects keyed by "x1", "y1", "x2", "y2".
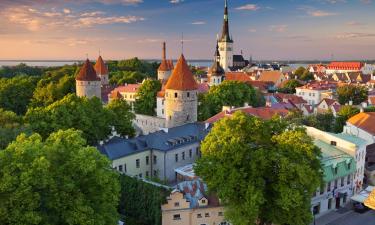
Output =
[
  {"x1": 0, "y1": 75, "x2": 38, "y2": 114},
  {"x1": 31, "y1": 65, "x2": 78, "y2": 107},
  {"x1": 0, "y1": 129, "x2": 120, "y2": 225},
  {"x1": 195, "y1": 112, "x2": 322, "y2": 225},
  {"x1": 106, "y1": 99, "x2": 136, "y2": 137},
  {"x1": 0, "y1": 63, "x2": 44, "y2": 78},
  {"x1": 134, "y1": 79, "x2": 162, "y2": 116},
  {"x1": 118, "y1": 175, "x2": 170, "y2": 225},
  {"x1": 337, "y1": 85, "x2": 368, "y2": 105},
  {"x1": 293, "y1": 66, "x2": 314, "y2": 81},
  {"x1": 333, "y1": 106, "x2": 360, "y2": 133},
  {"x1": 277, "y1": 79, "x2": 303, "y2": 94},
  {"x1": 25, "y1": 94, "x2": 135, "y2": 145},
  {"x1": 0, "y1": 108, "x2": 28, "y2": 150},
  {"x1": 198, "y1": 81, "x2": 265, "y2": 121}
]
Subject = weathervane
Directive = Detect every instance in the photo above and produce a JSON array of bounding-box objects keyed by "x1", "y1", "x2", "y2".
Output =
[{"x1": 181, "y1": 32, "x2": 184, "y2": 54}]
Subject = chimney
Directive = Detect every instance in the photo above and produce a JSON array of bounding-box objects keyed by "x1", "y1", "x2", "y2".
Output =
[
  {"x1": 222, "y1": 106, "x2": 231, "y2": 112},
  {"x1": 349, "y1": 100, "x2": 353, "y2": 106},
  {"x1": 162, "y1": 42, "x2": 166, "y2": 61}
]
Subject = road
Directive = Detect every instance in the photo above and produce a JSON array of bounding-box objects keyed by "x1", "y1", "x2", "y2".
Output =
[{"x1": 326, "y1": 210, "x2": 375, "y2": 225}]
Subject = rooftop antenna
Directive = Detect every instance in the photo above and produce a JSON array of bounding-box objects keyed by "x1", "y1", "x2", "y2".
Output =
[
  {"x1": 99, "y1": 49, "x2": 101, "y2": 56},
  {"x1": 181, "y1": 32, "x2": 184, "y2": 54}
]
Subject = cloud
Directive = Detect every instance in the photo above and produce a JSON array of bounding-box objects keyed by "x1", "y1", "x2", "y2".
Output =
[
  {"x1": 236, "y1": 4, "x2": 259, "y2": 11},
  {"x1": 76, "y1": 15, "x2": 145, "y2": 27},
  {"x1": 249, "y1": 28, "x2": 257, "y2": 33},
  {"x1": 308, "y1": 10, "x2": 338, "y2": 17},
  {"x1": 269, "y1": 25, "x2": 288, "y2": 33},
  {"x1": 346, "y1": 21, "x2": 365, "y2": 26},
  {"x1": 360, "y1": 0, "x2": 372, "y2": 4},
  {"x1": 95, "y1": 0, "x2": 143, "y2": 5},
  {"x1": 170, "y1": 0, "x2": 184, "y2": 4},
  {"x1": 80, "y1": 11, "x2": 105, "y2": 17},
  {"x1": 335, "y1": 32, "x2": 375, "y2": 39},
  {"x1": 191, "y1": 21, "x2": 206, "y2": 25},
  {"x1": 63, "y1": 8, "x2": 71, "y2": 14},
  {"x1": 324, "y1": 0, "x2": 346, "y2": 4}
]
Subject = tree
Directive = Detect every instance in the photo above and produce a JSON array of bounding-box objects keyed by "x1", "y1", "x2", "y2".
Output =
[
  {"x1": 337, "y1": 85, "x2": 368, "y2": 105},
  {"x1": 294, "y1": 66, "x2": 306, "y2": 78},
  {"x1": 195, "y1": 111, "x2": 322, "y2": 225},
  {"x1": 25, "y1": 94, "x2": 134, "y2": 145},
  {"x1": 300, "y1": 70, "x2": 314, "y2": 81},
  {"x1": 334, "y1": 105, "x2": 360, "y2": 133},
  {"x1": 0, "y1": 129, "x2": 120, "y2": 225},
  {"x1": 118, "y1": 175, "x2": 170, "y2": 225},
  {"x1": 278, "y1": 79, "x2": 303, "y2": 94},
  {"x1": 110, "y1": 71, "x2": 146, "y2": 85},
  {"x1": 0, "y1": 63, "x2": 44, "y2": 78},
  {"x1": 198, "y1": 80, "x2": 262, "y2": 121},
  {"x1": 134, "y1": 80, "x2": 162, "y2": 116},
  {"x1": 0, "y1": 108, "x2": 28, "y2": 150},
  {"x1": 0, "y1": 75, "x2": 38, "y2": 114},
  {"x1": 106, "y1": 99, "x2": 135, "y2": 137}
]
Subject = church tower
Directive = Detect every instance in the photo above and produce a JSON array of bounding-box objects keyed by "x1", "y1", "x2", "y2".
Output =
[
  {"x1": 218, "y1": 0, "x2": 233, "y2": 71},
  {"x1": 94, "y1": 55, "x2": 109, "y2": 86},
  {"x1": 208, "y1": 40, "x2": 225, "y2": 86},
  {"x1": 158, "y1": 42, "x2": 172, "y2": 82},
  {"x1": 76, "y1": 59, "x2": 102, "y2": 99},
  {"x1": 164, "y1": 54, "x2": 198, "y2": 128}
]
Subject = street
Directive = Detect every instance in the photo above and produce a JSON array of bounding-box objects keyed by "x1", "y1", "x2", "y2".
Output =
[{"x1": 314, "y1": 209, "x2": 375, "y2": 225}]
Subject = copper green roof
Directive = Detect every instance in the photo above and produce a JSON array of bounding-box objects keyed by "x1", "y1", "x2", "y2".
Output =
[{"x1": 315, "y1": 140, "x2": 356, "y2": 182}]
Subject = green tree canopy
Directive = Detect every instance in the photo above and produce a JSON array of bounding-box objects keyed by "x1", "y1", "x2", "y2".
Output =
[
  {"x1": 293, "y1": 67, "x2": 314, "y2": 81},
  {"x1": 106, "y1": 99, "x2": 135, "y2": 137},
  {"x1": 110, "y1": 71, "x2": 146, "y2": 85},
  {"x1": 198, "y1": 81, "x2": 264, "y2": 121},
  {"x1": 0, "y1": 75, "x2": 38, "y2": 114},
  {"x1": 278, "y1": 79, "x2": 303, "y2": 94},
  {"x1": 0, "y1": 108, "x2": 28, "y2": 149},
  {"x1": 0, "y1": 63, "x2": 44, "y2": 78},
  {"x1": 195, "y1": 111, "x2": 322, "y2": 225},
  {"x1": 0, "y1": 129, "x2": 120, "y2": 225},
  {"x1": 337, "y1": 85, "x2": 368, "y2": 105},
  {"x1": 25, "y1": 94, "x2": 134, "y2": 145},
  {"x1": 134, "y1": 79, "x2": 162, "y2": 116},
  {"x1": 334, "y1": 105, "x2": 360, "y2": 133}
]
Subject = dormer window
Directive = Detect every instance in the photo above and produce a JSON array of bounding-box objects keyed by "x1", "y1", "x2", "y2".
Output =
[{"x1": 174, "y1": 202, "x2": 180, "y2": 207}]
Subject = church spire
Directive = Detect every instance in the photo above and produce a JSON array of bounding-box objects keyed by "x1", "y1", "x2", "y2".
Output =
[{"x1": 220, "y1": 0, "x2": 232, "y2": 43}]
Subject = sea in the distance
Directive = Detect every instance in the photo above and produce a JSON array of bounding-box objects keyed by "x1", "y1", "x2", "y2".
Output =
[{"x1": 0, "y1": 60, "x2": 308, "y2": 69}]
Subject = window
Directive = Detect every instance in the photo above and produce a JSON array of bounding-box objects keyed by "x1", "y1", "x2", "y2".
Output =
[
  {"x1": 175, "y1": 154, "x2": 178, "y2": 162},
  {"x1": 347, "y1": 175, "x2": 351, "y2": 184},
  {"x1": 139, "y1": 173, "x2": 142, "y2": 178},
  {"x1": 124, "y1": 164, "x2": 127, "y2": 173},
  {"x1": 320, "y1": 186, "x2": 324, "y2": 195},
  {"x1": 182, "y1": 152, "x2": 185, "y2": 160},
  {"x1": 218, "y1": 212, "x2": 224, "y2": 216},
  {"x1": 173, "y1": 214, "x2": 181, "y2": 220},
  {"x1": 153, "y1": 155, "x2": 157, "y2": 164},
  {"x1": 136, "y1": 159, "x2": 140, "y2": 168},
  {"x1": 328, "y1": 198, "x2": 332, "y2": 210},
  {"x1": 205, "y1": 213, "x2": 210, "y2": 217},
  {"x1": 162, "y1": 109, "x2": 164, "y2": 114},
  {"x1": 196, "y1": 148, "x2": 199, "y2": 156},
  {"x1": 197, "y1": 214, "x2": 202, "y2": 218},
  {"x1": 341, "y1": 177, "x2": 344, "y2": 186},
  {"x1": 327, "y1": 181, "x2": 331, "y2": 192},
  {"x1": 348, "y1": 162, "x2": 351, "y2": 170},
  {"x1": 146, "y1": 156, "x2": 149, "y2": 165},
  {"x1": 119, "y1": 165, "x2": 123, "y2": 172},
  {"x1": 331, "y1": 141, "x2": 337, "y2": 146},
  {"x1": 153, "y1": 170, "x2": 157, "y2": 177},
  {"x1": 175, "y1": 93, "x2": 178, "y2": 98},
  {"x1": 334, "y1": 167, "x2": 338, "y2": 175},
  {"x1": 334, "y1": 179, "x2": 338, "y2": 189},
  {"x1": 174, "y1": 202, "x2": 180, "y2": 207},
  {"x1": 189, "y1": 149, "x2": 192, "y2": 158}
]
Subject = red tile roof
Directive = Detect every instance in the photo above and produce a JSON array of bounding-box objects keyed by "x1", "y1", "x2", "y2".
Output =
[
  {"x1": 258, "y1": 71, "x2": 285, "y2": 84},
  {"x1": 318, "y1": 98, "x2": 339, "y2": 107},
  {"x1": 158, "y1": 59, "x2": 170, "y2": 71},
  {"x1": 347, "y1": 112, "x2": 375, "y2": 135},
  {"x1": 94, "y1": 55, "x2": 108, "y2": 75},
  {"x1": 197, "y1": 83, "x2": 210, "y2": 94},
  {"x1": 165, "y1": 54, "x2": 198, "y2": 91},
  {"x1": 76, "y1": 59, "x2": 101, "y2": 81},
  {"x1": 273, "y1": 93, "x2": 307, "y2": 105},
  {"x1": 225, "y1": 72, "x2": 252, "y2": 82},
  {"x1": 327, "y1": 62, "x2": 363, "y2": 70},
  {"x1": 205, "y1": 107, "x2": 289, "y2": 124},
  {"x1": 296, "y1": 81, "x2": 338, "y2": 91},
  {"x1": 112, "y1": 84, "x2": 141, "y2": 93}
]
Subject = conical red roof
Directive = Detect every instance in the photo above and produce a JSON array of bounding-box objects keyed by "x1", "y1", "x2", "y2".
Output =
[
  {"x1": 94, "y1": 55, "x2": 109, "y2": 75},
  {"x1": 76, "y1": 59, "x2": 101, "y2": 81},
  {"x1": 164, "y1": 54, "x2": 198, "y2": 91},
  {"x1": 158, "y1": 59, "x2": 170, "y2": 71}
]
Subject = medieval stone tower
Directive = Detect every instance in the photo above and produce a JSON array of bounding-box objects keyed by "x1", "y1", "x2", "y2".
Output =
[
  {"x1": 218, "y1": 0, "x2": 233, "y2": 71},
  {"x1": 208, "y1": 40, "x2": 225, "y2": 86},
  {"x1": 157, "y1": 42, "x2": 173, "y2": 82},
  {"x1": 164, "y1": 54, "x2": 198, "y2": 128},
  {"x1": 94, "y1": 55, "x2": 109, "y2": 86},
  {"x1": 76, "y1": 59, "x2": 102, "y2": 99}
]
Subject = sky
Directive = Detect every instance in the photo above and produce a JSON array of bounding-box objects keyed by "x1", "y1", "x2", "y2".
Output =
[{"x1": 0, "y1": 0, "x2": 374, "y2": 61}]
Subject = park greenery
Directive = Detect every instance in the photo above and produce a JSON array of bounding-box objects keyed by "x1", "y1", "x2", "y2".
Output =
[
  {"x1": 336, "y1": 85, "x2": 368, "y2": 105},
  {"x1": 0, "y1": 108, "x2": 29, "y2": 150},
  {"x1": 134, "y1": 79, "x2": 162, "y2": 116},
  {"x1": 195, "y1": 111, "x2": 322, "y2": 225},
  {"x1": 0, "y1": 129, "x2": 120, "y2": 225},
  {"x1": 198, "y1": 80, "x2": 265, "y2": 121},
  {"x1": 118, "y1": 175, "x2": 170, "y2": 225}
]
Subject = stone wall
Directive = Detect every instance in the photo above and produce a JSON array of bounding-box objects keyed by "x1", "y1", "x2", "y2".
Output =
[
  {"x1": 165, "y1": 89, "x2": 198, "y2": 128},
  {"x1": 76, "y1": 80, "x2": 101, "y2": 99},
  {"x1": 134, "y1": 114, "x2": 166, "y2": 135}
]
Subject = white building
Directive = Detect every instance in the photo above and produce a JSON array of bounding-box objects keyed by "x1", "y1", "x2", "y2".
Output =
[
  {"x1": 295, "y1": 82, "x2": 337, "y2": 106},
  {"x1": 218, "y1": 0, "x2": 233, "y2": 71}
]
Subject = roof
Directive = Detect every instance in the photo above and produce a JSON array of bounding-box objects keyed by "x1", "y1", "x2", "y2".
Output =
[
  {"x1": 220, "y1": 0, "x2": 232, "y2": 43},
  {"x1": 296, "y1": 81, "x2": 338, "y2": 91},
  {"x1": 318, "y1": 98, "x2": 339, "y2": 107},
  {"x1": 197, "y1": 83, "x2": 209, "y2": 94},
  {"x1": 94, "y1": 55, "x2": 108, "y2": 75},
  {"x1": 273, "y1": 93, "x2": 307, "y2": 105},
  {"x1": 176, "y1": 179, "x2": 220, "y2": 208},
  {"x1": 112, "y1": 83, "x2": 141, "y2": 93},
  {"x1": 76, "y1": 59, "x2": 101, "y2": 81},
  {"x1": 174, "y1": 164, "x2": 197, "y2": 179},
  {"x1": 258, "y1": 71, "x2": 285, "y2": 84},
  {"x1": 158, "y1": 59, "x2": 170, "y2": 71},
  {"x1": 314, "y1": 139, "x2": 355, "y2": 182},
  {"x1": 328, "y1": 133, "x2": 367, "y2": 147},
  {"x1": 205, "y1": 106, "x2": 289, "y2": 124},
  {"x1": 164, "y1": 54, "x2": 198, "y2": 91},
  {"x1": 303, "y1": 104, "x2": 314, "y2": 114},
  {"x1": 327, "y1": 62, "x2": 363, "y2": 70},
  {"x1": 208, "y1": 61, "x2": 225, "y2": 76},
  {"x1": 347, "y1": 112, "x2": 375, "y2": 135},
  {"x1": 225, "y1": 72, "x2": 252, "y2": 82},
  {"x1": 97, "y1": 123, "x2": 209, "y2": 160}
]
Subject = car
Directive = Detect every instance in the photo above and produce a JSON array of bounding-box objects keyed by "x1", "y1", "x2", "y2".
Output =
[{"x1": 353, "y1": 202, "x2": 370, "y2": 213}]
